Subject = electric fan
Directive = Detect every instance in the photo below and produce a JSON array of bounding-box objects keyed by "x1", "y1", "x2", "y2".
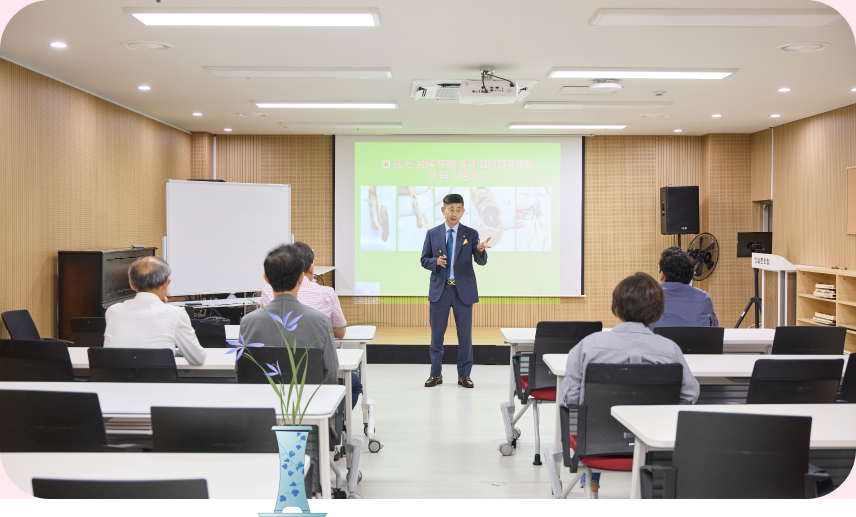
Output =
[{"x1": 685, "y1": 233, "x2": 719, "y2": 281}]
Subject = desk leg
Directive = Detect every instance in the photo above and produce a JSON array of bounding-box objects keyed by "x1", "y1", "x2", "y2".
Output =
[
  {"x1": 344, "y1": 370, "x2": 353, "y2": 467},
  {"x1": 553, "y1": 374, "x2": 563, "y2": 486},
  {"x1": 359, "y1": 342, "x2": 376, "y2": 441},
  {"x1": 319, "y1": 417, "x2": 331, "y2": 499},
  {"x1": 508, "y1": 344, "x2": 517, "y2": 406},
  {"x1": 629, "y1": 437, "x2": 648, "y2": 499}
]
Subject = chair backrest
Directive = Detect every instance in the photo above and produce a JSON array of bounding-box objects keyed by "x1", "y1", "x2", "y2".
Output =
[
  {"x1": 87, "y1": 348, "x2": 177, "y2": 383},
  {"x1": 190, "y1": 320, "x2": 228, "y2": 348},
  {"x1": 151, "y1": 407, "x2": 277, "y2": 453},
  {"x1": 771, "y1": 326, "x2": 846, "y2": 355},
  {"x1": 578, "y1": 363, "x2": 683, "y2": 457},
  {"x1": 672, "y1": 411, "x2": 812, "y2": 498},
  {"x1": 0, "y1": 390, "x2": 106, "y2": 452},
  {"x1": 1, "y1": 310, "x2": 41, "y2": 340},
  {"x1": 841, "y1": 357, "x2": 856, "y2": 403},
  {"x1": 237, "y1": 347, "x2": 325, "y2": 384},
  {"x1": 32, "y1": 479, "x2": 209, "y2": 499},
  {"x1": 747, "y1": 359, "x2": 844, "y2": 404},
  {"x1": 0, "y1": 339, "x2": 74, "y2": 382},
  {"x1": 652, "y1": 326, "x2": 724, "y2": 354},
  {"x1": 530, "y1": 321, "x2": 602, "y2": 392},
  {"x1": 70, "y1": 317, "x2": 106, "y2": 348}
]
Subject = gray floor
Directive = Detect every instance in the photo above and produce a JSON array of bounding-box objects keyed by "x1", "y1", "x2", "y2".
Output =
[{"x1": 336, "y1": 364, "x2": 631, "y2": 499}]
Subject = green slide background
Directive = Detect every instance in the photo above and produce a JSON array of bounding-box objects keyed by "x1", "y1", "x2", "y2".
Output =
[{"x1": 354, "y1": 142, "x2": 561, "y2": 296}]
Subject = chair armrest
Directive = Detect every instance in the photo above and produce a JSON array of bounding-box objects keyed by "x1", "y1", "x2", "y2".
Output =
[
  {"x1": 561, "y1": 405, "x2": 584, "y2": 470},
  {"x1": 511, "y1": 353, "x2": 527, "y2": 403},
  {"x1": 805, "y1": 467, "x2": 833, "y2": 498},
  {"x1": 640, "y1": 465, "x2": 676, "y2": 499}
]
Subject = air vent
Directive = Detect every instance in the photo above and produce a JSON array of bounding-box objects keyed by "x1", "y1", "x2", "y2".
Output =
[
  {"x1": 417, "y1": 85, "x2": 461, "y2": 100},
  {"x1": 122, "y1": 41, "x2": 173, "y2": 51}
]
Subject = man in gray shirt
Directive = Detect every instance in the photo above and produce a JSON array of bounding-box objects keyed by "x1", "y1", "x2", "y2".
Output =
[{"x1": 240, "y1": 244, "x2": 339, "y2": 385}]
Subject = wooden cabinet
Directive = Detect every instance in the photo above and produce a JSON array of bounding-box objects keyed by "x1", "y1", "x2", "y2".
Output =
[{"x1": 795, "y1": 267, "x2": 856, "y2": 353}]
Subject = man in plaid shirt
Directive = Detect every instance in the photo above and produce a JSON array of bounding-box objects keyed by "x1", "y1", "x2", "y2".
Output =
[{"x1": 261, "y1": 242, "x2": 361, "y2": 407}]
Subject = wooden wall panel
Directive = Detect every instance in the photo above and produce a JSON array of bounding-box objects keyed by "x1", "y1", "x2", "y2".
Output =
[
  {"x1": 190, "y1": 132, "x2": 214, "y2": 180},
  {"x1": 769, "y1": 104, "x2": 856, "y2": 270},
  {"x1": 751, "y1": 129, "x2": 773, "y2": 202},
  {"x1": 0, "y1": 60, "x2": 191, "y2": 338}
]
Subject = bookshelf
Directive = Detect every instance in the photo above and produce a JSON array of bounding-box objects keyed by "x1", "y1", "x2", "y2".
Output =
[{"x1": 795, "y1": 267, "x2": 856, "y2": 353}]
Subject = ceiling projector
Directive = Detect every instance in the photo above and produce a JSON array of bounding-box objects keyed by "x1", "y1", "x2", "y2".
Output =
[{"x1": 459, "y1": 77, "x2": 520, "y2": 105}]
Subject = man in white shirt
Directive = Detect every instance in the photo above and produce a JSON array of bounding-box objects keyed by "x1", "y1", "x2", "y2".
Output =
[{"x1": 104, "y1": 256, "x2": 207, "y2": 366}]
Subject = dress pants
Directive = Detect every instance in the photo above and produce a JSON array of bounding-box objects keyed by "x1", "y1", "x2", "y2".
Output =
[{"x1": 429, "y1": 282, "x2": 473, "y2": 378}]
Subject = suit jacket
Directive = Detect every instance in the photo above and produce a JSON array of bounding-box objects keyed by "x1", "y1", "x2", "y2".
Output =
[
  {"x1": 420, "y1": 223, "x2": 487, "y2": 305},
  {"x1": 239, "y1": 294, "x2": 339, "y2": 386}
]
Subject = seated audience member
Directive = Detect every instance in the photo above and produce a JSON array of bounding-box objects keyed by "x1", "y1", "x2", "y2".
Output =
[
  {"x1": 104, "y1": 256, "x2": 207, "y2": 366},
  {"x1": 650, "y1": 246, "x2": 719, "y2": 328},
  {"x1": 261, "y1": 242, "x2": 362, "y2": 408},
  {"x1": 241, "y1": 244, "x2": 339, "y2": 386},
  {"x1": 561, "y1": 272, "x2": 700, "y2": 496}
]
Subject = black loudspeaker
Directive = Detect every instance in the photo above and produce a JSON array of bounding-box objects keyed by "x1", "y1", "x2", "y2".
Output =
[{"x1": 660, "y1": 186, "x2": 699, "y2": 235}]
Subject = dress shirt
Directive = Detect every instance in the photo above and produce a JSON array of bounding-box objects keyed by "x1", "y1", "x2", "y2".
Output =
[
  {"x1": 561, "y1": 321, "x2": 699, "y2": 406},
  {"x1": 444, "y1": 222, "x2": 460, "y2": 280},
  {"x1": 650, "y1": 281, "x2": 719, "y2": 328},
  {"x1": 260, "y1": 277, "x2": 347, "y2": 329},
  {"x1": 104, "y1": 292, "x2": 207, "y2": 366}
]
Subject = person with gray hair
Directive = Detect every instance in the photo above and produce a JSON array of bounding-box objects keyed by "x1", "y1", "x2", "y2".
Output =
[{"x1": 103, "y1": 256, "x2": 207, "y2": 365}]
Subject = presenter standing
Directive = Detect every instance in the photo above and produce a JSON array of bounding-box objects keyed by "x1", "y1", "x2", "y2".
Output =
[{"x1": 420, "y1": 194, "x2": 491, "y2": 388}]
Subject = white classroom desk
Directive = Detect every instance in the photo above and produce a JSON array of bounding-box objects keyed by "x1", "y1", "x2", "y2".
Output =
[
  {"x1": 0, "y1": 382, "x2": 344, "y2": 499},
  {"x1": 228, "y1": 325, "x2": 380, "y2": 444},
  {"x1": 541, "y1": 353, "x2": 849, "y2": 491},
  {"x1": 612, "y1": 404, "x2": 856, "y2": 499},
  {"x1": 0, "y1": 452, "x2": 309, "y2": 499}
]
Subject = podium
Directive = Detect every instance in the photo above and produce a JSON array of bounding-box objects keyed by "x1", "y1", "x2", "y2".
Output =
[{"x1": 752, "y1": 253, "x2": 797, "y2": 329}]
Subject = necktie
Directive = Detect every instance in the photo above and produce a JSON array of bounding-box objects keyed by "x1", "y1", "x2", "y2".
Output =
[{"x1": 446, "y1": 228, "x2": 454, "y2": 280}]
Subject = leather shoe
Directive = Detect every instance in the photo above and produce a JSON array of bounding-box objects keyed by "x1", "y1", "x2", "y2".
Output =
[
  {"x1": 458, "y1": 376, "x2": 474, "y2": 388},
  {"x1": 424, "y1": 375, "x2": 443, "y2": 387}
]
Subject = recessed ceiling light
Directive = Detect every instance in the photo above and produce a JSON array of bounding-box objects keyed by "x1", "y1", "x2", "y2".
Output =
[
  {"x1": 549, "y1": 68, "x2": 735, "y2": 80},
  {"x1": 192, "y1": 113, "x2": 202, "y2": 116},
  {"x1": 50, "y1": 42, "x2": 67, "y2": 48},
  {"x1": 777, "y1": 42, "x2": 830, "y2": 53},
  {"x1": 281, "y1": 122, "x2": 403, "y2": 129},
  {"x1": 778, "y1": 87, "x2": 791, "y2": 92},
  {"x1": 851, "y1": 88, "x2": 856, "y2": 92},
  {"x1": 254, "y1": 101, "x2": 398, "y2": 109},
  {"x1": 138, "y1": 85, "x2": 151, "y2": 91},
  {"x1": 126, "y1": 8, "x2": 380, "y2": 26},
  {"x1": 525, "y1": 101, "x2": 671, "y2": 110},
  {"x1": 122, "y1": 41, "x2": 173, "y2": 51},
  {"x1": 640, "y1": 113, "x2": 671, "y2": 119},
  {"x1": 508, "y1": 123, "x2": 627, "y2": 130},
  {"x1": 674, "y1": 129, "x2": 683, "y2": 133},
  {"x1": 206, "y1": 67, "x2": 391, "y2": 79},
  {"x1": 224, "y1": 128, "x2": 232, "y2": 132},
  {"x1": 590, "y1": 79, "x2": 623, "y2": 91},
  {"x1": 712, "y1": 114, "x2": 722, "y2": 118},
  {"x1": 589, "y1": 8, "x2": 840, "y2": 27},
  {"x1": 238, "y1": 112, "x2": 269, "y2": 118},
  {"x1": 771, "y1": 114, "x2": 781, "y2": 118}
]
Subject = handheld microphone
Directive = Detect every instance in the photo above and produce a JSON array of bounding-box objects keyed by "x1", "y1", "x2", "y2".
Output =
[{"x1": 437, "y1": 248, "x2": 444, "y2": 273}]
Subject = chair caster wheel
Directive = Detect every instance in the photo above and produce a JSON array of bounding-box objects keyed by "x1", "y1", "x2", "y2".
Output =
[
  {"x1": 533, "y1": 453, "x2": 542, "y2": 466},
  {"x1": 348, "y1": 469, "x2": 363, "y2": 484},
  {"x1": 512, "y1": 427, "x2": 521, "y2": 440},
  {"x1": 368, "y1": 440, "x2": 382, "y2": 453},
  {"x1": 511, "y1": 438, "x2": 517, "y2": 448},
  {"x1": 499, "y1": 442, "x2": 514, "y2": 456},
  {"x1": 333, "y1": 489, "x2": 347, "y2": 499},
  {"x1": 363, "y1": 423, "x2": 368, "y2": 436}
]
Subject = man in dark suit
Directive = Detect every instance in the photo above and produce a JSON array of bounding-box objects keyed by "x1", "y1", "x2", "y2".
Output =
[{"x1": 420, "y1": 193, "x2": 491, "y2": 388}]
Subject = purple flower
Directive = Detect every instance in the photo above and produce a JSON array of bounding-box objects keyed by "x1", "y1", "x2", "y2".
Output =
[
  {"x1": 225, "y1": 333, "x2": 263, "y2": 360},
  {"x1": 269, "y1": 310, "x2": 303, "y2": 332},
  {"x1": 264, "y1": 361, "x2": 283, "y2": 378}
]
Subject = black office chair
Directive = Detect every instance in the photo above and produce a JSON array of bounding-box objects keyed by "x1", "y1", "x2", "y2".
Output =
[
  {"x1": 87, "y1": 348, "x2": 178, "y2": 383},
  {"x1": 70, "y1": 318, "x2": 106, "y2": 348},
  {"x1": 653, "y1": 326, "x2": 724, "y2": 354},
  {"x1": 0, "y1": 339, "x2": 74, "y2": 381},
  {"x1": 839, "y1": 357, "x2": 856, "y2": 402},
  {"x1": 151, "y1": 407, "x2": 277, "y2": 453},
  {"x1": 190, "y1": 320, "x2": 229, "y2": 348},
  {"x1": 641, "y1": 412, "x2": 831, "y2": 498},
  {"x1": 0, "y1": 390, "x2": 106, "y2": 452},
  {"x1": 32, "y1": 479, "x2": 209, "y2": 499},
  {"x1": 1, "y1": 310, "x2": 72, "y2": 344},
  {"x1": 237, "y1": 347, "x2": 326, "y2": 385},
  {"x1": 771, "y1": 326, "x2": 846, "y2": 355},
  {"x1": 502, "y1": 321, "x2": 602, "y2": 465},
  {"x1": 746, "y1": 359, "x2": 844, "y2": 404},
  {"x1": 550, "y1": 363, "x2": 684, "y2": 499}
]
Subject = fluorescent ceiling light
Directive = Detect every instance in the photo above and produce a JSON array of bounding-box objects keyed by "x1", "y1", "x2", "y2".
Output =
[
  {"x1": 138, "y1": 85, "x2": 151, "y2": 90},
  {"x1": 549, "y1": 68, "x2": 735, "y2": 80},
  {"x1": 851, "y1": 88, "x2": 856, "y2": 92},
  {"x1": 50, "y1": 42, "x2": 67, "y2": 48},
  {"x1": 771, "y1": 114, "x2": 781, "y2": 118},
  {"x1": 206, "y1": 67, "x2": 391, "y2": 79},
  {"x1": 224, "y1": 128, "x2": 232, "y2": 132},
  {"x1": 281, "y1": 122, "x2": 402, "y2": 129},
  {"x1": 674, "y1": 129, "x2": 683, "y2": 133},
  {"x1": 778, "y1": 87, "x2": 791, "y2": 92},
  {"x1": 589, "y1": 9, "x2": 839, "y2": 27},
  {"x1": 712, "y1": 114, "x2": 722, "y2": 118},
  {"x1": 525, "y1": 101, "x2": 671, "y2": 110},
  {"x1": 508, "y1": 123, "x2": 627, "y2": 130},
  {"x1": 192, "y1": 113, "x2": 202, "y2": 116},
  {"x1": 126, "y1": 8, "x2": 380, "y2": 26},
  {"x1": 254, "y1": 101, "x2": 397, "y2": 109}
]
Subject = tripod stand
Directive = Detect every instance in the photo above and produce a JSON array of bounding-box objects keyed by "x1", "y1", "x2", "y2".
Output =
[{"x1": 735, "y1": 267, "x2": 761, "y2": 328}]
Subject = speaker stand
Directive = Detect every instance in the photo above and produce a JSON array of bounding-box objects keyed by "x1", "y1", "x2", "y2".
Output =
[{"x1": 735, "y1": 267, "x2": 762, "y2": 329}]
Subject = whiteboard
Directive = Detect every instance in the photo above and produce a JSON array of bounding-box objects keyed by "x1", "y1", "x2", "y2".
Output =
[{"x1": 165, "y1": 180, "x2": 291, "y2": 296}]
